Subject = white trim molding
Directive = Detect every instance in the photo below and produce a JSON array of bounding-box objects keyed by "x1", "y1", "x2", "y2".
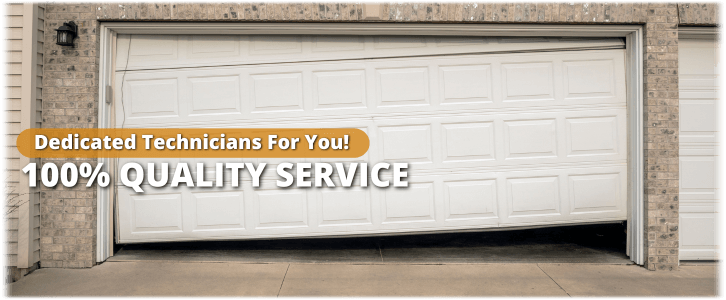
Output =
[
  {"x1": 678, "y1": 26, "x2": 719, "y2": 39},
  {"x1": 97, "y1": 23, "x2": 645, "y2": 265}
]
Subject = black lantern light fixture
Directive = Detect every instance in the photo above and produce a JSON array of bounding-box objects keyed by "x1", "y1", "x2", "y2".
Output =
[{"x1": 55, "y1": 21, "x2": 78, "y2": 47}]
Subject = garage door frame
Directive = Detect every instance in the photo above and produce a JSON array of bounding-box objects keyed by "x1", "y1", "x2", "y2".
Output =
[{"x1": 96, "y1": 23, "x2": 645, "y2": 265}]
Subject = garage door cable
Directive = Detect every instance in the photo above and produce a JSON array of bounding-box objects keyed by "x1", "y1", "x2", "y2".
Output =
[{"x1": 120, "y1": 34, "x2": 131, "y2": 130}]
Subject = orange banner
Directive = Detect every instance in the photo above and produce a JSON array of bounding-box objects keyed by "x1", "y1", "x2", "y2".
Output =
[{"x1": 17, "y1": 128, "x2": 369, "y2": 158}]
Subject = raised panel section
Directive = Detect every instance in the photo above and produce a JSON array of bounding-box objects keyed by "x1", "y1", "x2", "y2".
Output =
[
  {"x1": 508, "y1": 177, "x2": 560, "y2": 217},
  {"x1": 313, "y1": 70, "x2": 366, "y2": 109},
  {"x1": 249, "y1": 36, "x2": 302, "y2": 55},
  {"x1": 442, "y1": 122, "x2": 495, "y2": 162},
  {"x1": 501, "y1": 62, "x2": 554, "y2": 102},
  {"x1": 127, "y1": 79, "x2": 178, "y2": 118},
  {"x1": 504, "y1": 119, "x2": 557, "y2": 159},
  {"x1": 312, "y1": 36, "x2": 365, "y2": 52},
  {"x1": 193, "y1": 191, "x2": 244, "y2": 230},
  {"x1": 439, "y1": 65, "x2": 491, "y2": 104},
  {"x1": 566, "y1": 117, "x2": 618, "y2": 156},
  {"x1": 189, "y1": 76, "x2": 241, "y2": 115},
  {"x1": 681, "y1": 157, "x2": 716, "y2": 189},
  {"x1": 435, "y1": 37, "x2": 488, "y2": 46},
  {"x1": 131, "y1": 193, "x2": 183, "y2": 233},
  {"x1": 679, "y1": 39, "x2": 717, "y2": 75},
  {"x1": 382, "y1": 183, "x2": 435, "y2": 223},
  {"x1": 190, "y1": 35, "x2": 239, "y2": 57},
  {"x1": 680, "y1": 101, "x2": 717, "y2": 133},
  {"x1": 563, "y1": 60, "x2": 615, "y2": 99},
  {"x1": 256, "y1": 190, "x2": 307, "y2": 228},
  {"x1": 128, "y1": 35, "x2": 178, "y2": 61},
  {"x1": 681, "y1": 215, "x2": 716, "y2": 247},
  {"x1": 319, "y1": 188, "x2": 371, "y2": 226},
  {"x1": 376, "y1": 68, "x2": 429, "y2": 106},
  {"x1": 568, "y1": 173, "x2": 620, "y2": 214},
  {"x1": 445, "y1": 180, "x2": 497, "y2": 220},
  {"x1": 379, "y1": 125, "x2": 432, "y2": 163},
  {"x1": 374, "y1": 36, "x2": 426, "y2": 49},
  {"x1": 250, "y1": 73, "x2": 303, "y2": 112}
]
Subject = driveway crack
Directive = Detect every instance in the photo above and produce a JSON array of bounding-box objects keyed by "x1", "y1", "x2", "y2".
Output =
[
  {"x1": 536, "y1": 264, "x2": 571, "y2": 297},
  {"x1": 277, "y1": 264, "x2": 290, "y2": 297}
]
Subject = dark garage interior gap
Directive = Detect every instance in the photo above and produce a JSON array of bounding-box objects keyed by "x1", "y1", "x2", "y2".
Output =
[{"x1": 108, "y1": 223, "x2": 631, "y2": 264}]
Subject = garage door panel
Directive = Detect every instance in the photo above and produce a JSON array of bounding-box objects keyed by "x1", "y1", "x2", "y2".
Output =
[
  {"x1": 444, "y1": 179, "x2": 498, "y2": 221},
  {"x1": 188, "y1": 75, "x2": 242, "y2": 116},
  {"x1": 563, "y1": 59, "x2": 617, "y2": 100},
  {"x1": 313, "y1": 70, "x2": 367, "y2": 110},
  {"x1": 125, "y1": 78, "x2": 180, "y2": 119},
  {"x1": 191, "y1": 190, "x2": 245, "y2": 231},
  {"x1": 679, "y1": 100, "x2": 717, "y2": 144},
  {"x1": 679, "y1": 151, "x2": 718, "y2": 201},
  {"x1": 311, "y1": 35, "x2": 366, "y2": 52},
  {"x1": 375, "y1": 67, "x2": 430, "y2": 107},
  {"x1": 568, "y1": 173, "x2": 622, "y2": 214},
  {"x1": 130, "y1": 193, "x2": 184, "y2": 233},
  {"x1": 255, "y1": 189, "x2": 308, "y2": 229},
  {"x1": 249, "y1": 72, "x2": 305, "y2": 113},
  {"x1": 565, "y1": 116, "x2": 620, "y2": 157},
  {"x1": 118, "y1": 186, "x2": 184, "y2": 241},
  {"x1": 250, "y1": 35, "x2": 304, "y2": 54},
  {"x1": 507, "y1": 176, "x2": 561, "y2": 218},
  {"x1": 378, "y1": 125, "x2": 433, "y2": 163},
  {"x1": 438, "y1": 64, "x2": 492, "y2": 104},
  {"x1": 441, "y1": 122, "x2": 496, "y2": 162},
  {"x1": 675, "y1": 200, "x2": 717, "y2": 260},
  {"x1": 504, "y1": 119, "x2": 558, "y2": 159},
  {"x1": 188, "y1": 35, "x2": 241, "y2": 59},
  {"x1": 381, "y1": 182, "x2": 436, "y2": 223},
  {"x1": 122, "y1": 34, "x2": 179, "y2": 64},
  {"x1": 318, "y1": 186, "x2": 373, "y2": 227},
  {"x1": 501, "y1": 62, "x2": 555, "y2": 102}
]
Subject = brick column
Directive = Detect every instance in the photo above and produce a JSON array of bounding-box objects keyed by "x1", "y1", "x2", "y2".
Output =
[
  {"x1": 40, "y1": 4, "x2": 99, "y2": 268},
  {"x1": 643, "y1": 3, "x2": 680, "y2": 271}
]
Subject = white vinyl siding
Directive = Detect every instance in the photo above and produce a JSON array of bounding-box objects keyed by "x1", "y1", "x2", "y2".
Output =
[{"x1": 4, "y1": 3, "x2": 42, "y2": 268}]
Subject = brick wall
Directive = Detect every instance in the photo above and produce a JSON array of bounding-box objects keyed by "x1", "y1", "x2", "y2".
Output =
[
  {"x1": 643, "y1": 4, "x2": 681, "y2": 272},
  {"x1": 39, "y1": 2, "x2": 719, "y2": 271},
  {"x1": 40, "y1": 4, "x2": 99, "y2": 268}
]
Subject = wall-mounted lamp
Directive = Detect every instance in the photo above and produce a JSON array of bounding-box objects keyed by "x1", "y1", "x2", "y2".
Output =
[{"x1": 55, "y1": 21, "x2": 78, "y2": 47}]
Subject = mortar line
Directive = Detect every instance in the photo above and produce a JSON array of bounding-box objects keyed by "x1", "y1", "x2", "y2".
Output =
[
  {"x1": 536, "y1": 263, "x2": 571, "y2": 297},
  {"x1": 277, "y1": 264, "x2": 290, "y2": 297}
]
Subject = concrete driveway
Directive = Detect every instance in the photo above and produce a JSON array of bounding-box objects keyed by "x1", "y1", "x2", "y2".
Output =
[{"x1": 8, "y1": 262, "x2": 717, "y2": 296}]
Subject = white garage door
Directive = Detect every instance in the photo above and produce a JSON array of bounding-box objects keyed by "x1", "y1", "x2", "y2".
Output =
[
  {"x1": 678, "y1": 36, "x2": 719, "y2": 260},
  {"x1": 114, "y1": 35, "x2": 628, "y2": 243}
]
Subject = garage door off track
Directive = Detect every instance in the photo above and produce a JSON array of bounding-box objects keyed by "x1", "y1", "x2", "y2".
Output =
[{"x1": 114, "y1": 35, "x2": 627, "y2": 243}]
